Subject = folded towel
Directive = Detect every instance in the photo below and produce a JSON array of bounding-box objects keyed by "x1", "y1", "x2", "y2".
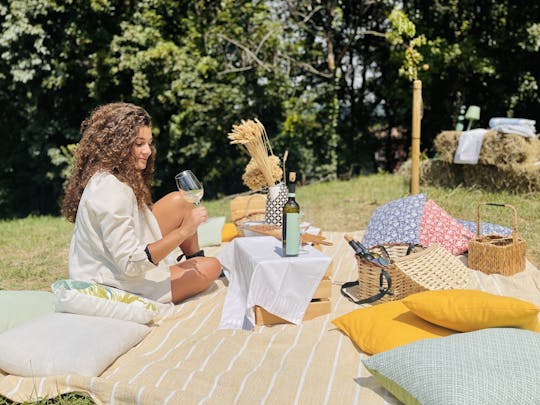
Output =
[
  {"x1": 489, "y1": 117, "x2": 536, "y2": 128},
  {"x1": 454, "y1": 129, "x2": 488, "y2": 164},
  {"x1": 490, "y1": 124, "x2": 537, "y2": 138}
]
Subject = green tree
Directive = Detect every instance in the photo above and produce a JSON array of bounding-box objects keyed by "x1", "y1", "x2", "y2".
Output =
[
  {"x1": 0, "y1": 0, "x2": 130, "y2": 216},
  {"x1": 404, "y1": 0, "x2": 540, "y2": 141},
  {"x1": 1, "y1": 0, "x2": 538, "y2": 218}
]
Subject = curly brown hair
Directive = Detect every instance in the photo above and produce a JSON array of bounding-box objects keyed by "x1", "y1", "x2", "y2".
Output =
[{"x1": 61, "y1": 102, "x2": 156, "y2": 223}]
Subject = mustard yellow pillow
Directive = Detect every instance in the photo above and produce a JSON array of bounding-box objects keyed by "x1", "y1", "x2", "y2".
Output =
[
  {"x1": 221, "y1": 222, "x2": 239, "y2": 242},
  {"x1": 402, "y1": 289, "x2": 540, "y2": 332},
  {"x1": 331, "y1": 301, "x2": 455, "y2": 355}
]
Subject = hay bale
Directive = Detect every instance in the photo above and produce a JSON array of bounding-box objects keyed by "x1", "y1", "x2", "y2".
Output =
[
  {"x1": 397, "y1": 159, "x2": 463, "y2": 189},
  {"x1": 482, "y1": 133, "x2": 539, "y2": 165},
  {"x1": 434, "y1": 130, "x2": 540, "y2": 165},
  {"x1": 420, "y1": 159, "x2": 464, "y2": 188},
  {"x1": 399, "y1": 158, "x2": 540, "y2": 193},
  {"x1": 462, "y1": 163, "x2": 540, "y2": 193},
  {"x1": 396, "y1": 158, "x2": 412, "y2": 180},
  {"x1": 433, "y1": 131, "x2": 460, "y2": 163}
]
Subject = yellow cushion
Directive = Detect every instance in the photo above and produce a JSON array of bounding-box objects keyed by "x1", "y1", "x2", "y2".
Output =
[
  {"x1": 402, "y1": 289, "x2": 540, "y2": 332},
  {"x1": 221, "y1": 223, "x2": 239, "y2": 242},
  {"x1": 331, "y1": 301, "x2": 455, "y2": 355}
]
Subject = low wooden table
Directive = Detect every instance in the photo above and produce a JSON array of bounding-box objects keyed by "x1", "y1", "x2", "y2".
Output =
[{"x1": 218, "y1": 236, "x2": 332, "y2": 329}]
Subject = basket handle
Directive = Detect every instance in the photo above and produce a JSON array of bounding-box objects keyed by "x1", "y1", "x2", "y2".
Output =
[
  {"x1": 340, "y1": 269, "x2": 393, "y2": 305},
  {"x1": 476, "y1": 202, "x2": 519, "y2": 243}
]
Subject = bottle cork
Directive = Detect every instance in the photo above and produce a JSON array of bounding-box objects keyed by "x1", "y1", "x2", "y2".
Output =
[{"x1": 289, "y1": 172, "x2": 296, "y2": 182}]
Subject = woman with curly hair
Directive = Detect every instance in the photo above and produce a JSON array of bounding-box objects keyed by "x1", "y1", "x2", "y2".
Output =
[{"x1": 61, "y1": 102, "x2": 222, "y2": 304}]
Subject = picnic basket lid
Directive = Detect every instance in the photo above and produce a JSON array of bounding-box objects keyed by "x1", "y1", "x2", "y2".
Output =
[{"x1": 389, "y1": 243, "x2": 469, "y2": 290}]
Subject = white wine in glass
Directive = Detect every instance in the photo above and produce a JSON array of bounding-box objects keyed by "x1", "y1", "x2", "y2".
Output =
[{"x1": 175, "y1": 170, "x2": 204, "y2": 206}]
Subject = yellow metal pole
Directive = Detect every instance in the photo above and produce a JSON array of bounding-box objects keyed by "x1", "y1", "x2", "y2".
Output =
[{"x1": 410, "y1": 79, "x2": 422, "y2": 195}]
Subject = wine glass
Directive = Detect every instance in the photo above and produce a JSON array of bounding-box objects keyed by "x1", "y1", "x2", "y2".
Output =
[{"x1": 175, "y1": 170, "x2": 204, "y2": 206}]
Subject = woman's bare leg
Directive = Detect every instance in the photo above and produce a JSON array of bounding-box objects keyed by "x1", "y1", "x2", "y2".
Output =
[
  {"x1": 152, "y1": 191, "x2": 200, "y2": 255},
  {"x1": 169, "y1": 257, "x2": 222, "y2": 303},
  {"x1": 153, "y1": 191, "x2": 222, "y2": 302}
]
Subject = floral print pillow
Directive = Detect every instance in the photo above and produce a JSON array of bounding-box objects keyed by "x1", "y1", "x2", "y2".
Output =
[
  {"x1": 418, "y1": 200, "x2": 475, "y2": 255},
  {"x1": 361, "y1": 194, "x2": 427, "y2": 248}
]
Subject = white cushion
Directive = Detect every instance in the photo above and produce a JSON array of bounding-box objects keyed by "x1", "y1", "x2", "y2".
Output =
[
  {"x1": 52, "y1": 279, "x2": 171, "y2": 324},
  {"x1": 0, "y1": 313, "x2": 150, "y2": 377}
]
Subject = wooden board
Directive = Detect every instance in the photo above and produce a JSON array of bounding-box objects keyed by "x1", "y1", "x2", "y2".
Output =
[
  {"x1": 312, "y1": 277, "x2": 332, "y2": 299},
  {"x1": 254, "y1": 299, "x2": 331, "y2": 326}
]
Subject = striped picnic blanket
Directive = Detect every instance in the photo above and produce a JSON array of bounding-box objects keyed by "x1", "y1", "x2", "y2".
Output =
[{"x1": 1, "y1": 231, "x2": 540, "y2": 404}]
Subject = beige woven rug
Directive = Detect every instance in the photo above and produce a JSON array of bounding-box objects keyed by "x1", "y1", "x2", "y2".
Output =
[{"x1": 1, "y1": 231, "x2": 539, "y2": 404}]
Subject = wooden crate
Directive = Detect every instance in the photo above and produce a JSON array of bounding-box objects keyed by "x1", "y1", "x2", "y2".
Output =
[
  {"x1": 312, "y1": 277, "x2": 332, "y2": 299},
  {"x1": 322, "y1": 260, "x2": 333, "y2": 278},
  {"x1": 255, "y1": 274, "x2": 332, "y2": 326},
  {"x1": 230, "y1": 194, "x2": 335, "y2": 326},
  {"x1": 255, "y1": 298, "x2": 331, "y2": 326}
]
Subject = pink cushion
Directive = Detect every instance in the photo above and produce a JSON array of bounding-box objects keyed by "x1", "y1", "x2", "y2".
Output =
[{"x1": 419, "y1": 200, "x2": 475, "y2": 255}]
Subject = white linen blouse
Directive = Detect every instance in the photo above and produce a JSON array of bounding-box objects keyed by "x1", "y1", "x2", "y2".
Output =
[{"x1": 68, "y1": 172, "x2": 178, "y2": 303}]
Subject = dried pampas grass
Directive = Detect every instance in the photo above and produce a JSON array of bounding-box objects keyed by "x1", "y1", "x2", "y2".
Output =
[
  {"x1": 228, "y1": 119, "x2": 281, "y2": 188},
  {"x1": 242, "y1": 156, "x2": 283, "y2": 191}
]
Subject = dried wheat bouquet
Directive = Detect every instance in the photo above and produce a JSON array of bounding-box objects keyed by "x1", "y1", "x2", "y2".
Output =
[
  {"x1": 242, "y1": 155, "x2": 283, "y2": 191},
  {"x1": 228, "y1": 119, "x2": 282, "y2": 189}
]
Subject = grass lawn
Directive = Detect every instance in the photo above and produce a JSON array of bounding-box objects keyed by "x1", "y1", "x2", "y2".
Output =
[{"x1": 0, "y1": 172, "x2": 538, "y2": 404}]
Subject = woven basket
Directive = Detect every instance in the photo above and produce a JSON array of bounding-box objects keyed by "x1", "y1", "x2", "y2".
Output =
[
  {"x1": 468, "y1": 203, "x2": 526, "y2": 275},
  {"x1": 356, "y1": 243, "x2": 469, "y2": 305},
  {"x1": 230, "y1": 194, "x2": 267, "y2": 235}
]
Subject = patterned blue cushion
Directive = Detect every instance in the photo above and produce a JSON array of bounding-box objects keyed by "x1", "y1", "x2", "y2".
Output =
[
  {"x1": 363, "y1": 328, "x2": 540, "y2": 405},
  {"x1": 361, "y1": 194, "x2": 427, "y2": 248},
  {"x1": 457, "y1": 219, "x2": 512, "y2": 236}
]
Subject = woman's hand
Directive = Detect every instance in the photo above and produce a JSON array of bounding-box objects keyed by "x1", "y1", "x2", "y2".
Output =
[
  {"x1": 147, "y1": 191, "x2": 209, "y2": 265},
  {"x1": 182, "y1": 206, "x2": 208, "y2": 236}
]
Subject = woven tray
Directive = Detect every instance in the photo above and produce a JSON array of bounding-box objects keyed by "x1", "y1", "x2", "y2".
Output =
[
  {"x1": 356, "y1": 243, "x2": 469, "y2": 304},
  {"x1": 468, "y1": 203, "x2": 526, "y2": 275}
]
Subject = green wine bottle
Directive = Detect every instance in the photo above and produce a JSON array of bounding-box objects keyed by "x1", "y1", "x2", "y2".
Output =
[{"x1": 282, "y1": 172, "x2": 301, "y2": 256}]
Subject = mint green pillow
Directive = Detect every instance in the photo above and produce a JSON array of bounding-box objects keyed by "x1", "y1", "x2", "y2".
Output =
[
  {"x1": 363, "y1": 328, "x2": 540, "y2": 405},
  {"x1": 198, "y1": 216, "x2": 226, "y2": 247},
  {"x1": 0, "y1": 290, "x2": 55, "y2": 333}
]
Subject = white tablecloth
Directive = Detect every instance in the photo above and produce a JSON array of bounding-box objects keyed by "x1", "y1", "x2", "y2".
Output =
[{"x1": 217, "y1": 236, "x2": 332, "y2": 330}]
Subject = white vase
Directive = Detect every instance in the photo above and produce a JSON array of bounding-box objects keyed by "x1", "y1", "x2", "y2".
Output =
[{"x1": 265, "y1": 183, "x2": 288, "y2": 225}]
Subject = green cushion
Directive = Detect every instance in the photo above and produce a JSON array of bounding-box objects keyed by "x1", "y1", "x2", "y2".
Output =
[
  {"x1": 198, "y1": 216, "x2": 226, "y2": 247},
  {"x1": 363, "y1": 328, "x2": 540, "y2": 405},
  {"x1": 0, "y1": 290, "x2": 55, "y2": 333}
]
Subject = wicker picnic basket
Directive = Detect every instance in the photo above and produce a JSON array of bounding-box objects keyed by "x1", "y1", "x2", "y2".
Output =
[
  {"x1": 230, "y1": 193, "x2": 267, "y2": 234},
  {"x1": 343, "y1": 243, "x2": 470, "y2": 305},
  {"x1": 468, "y1": 203, "x2": 526, "y2": 275}
]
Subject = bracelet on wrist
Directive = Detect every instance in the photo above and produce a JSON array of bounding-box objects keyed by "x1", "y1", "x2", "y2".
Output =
[{"x1": 144, "y1": 245, "x2": 156, "y2": 265}]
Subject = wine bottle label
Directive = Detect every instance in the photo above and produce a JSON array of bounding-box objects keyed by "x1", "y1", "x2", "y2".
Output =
[{"x1": 284, "y1": 212, "x2": 300, "y2": 256}]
